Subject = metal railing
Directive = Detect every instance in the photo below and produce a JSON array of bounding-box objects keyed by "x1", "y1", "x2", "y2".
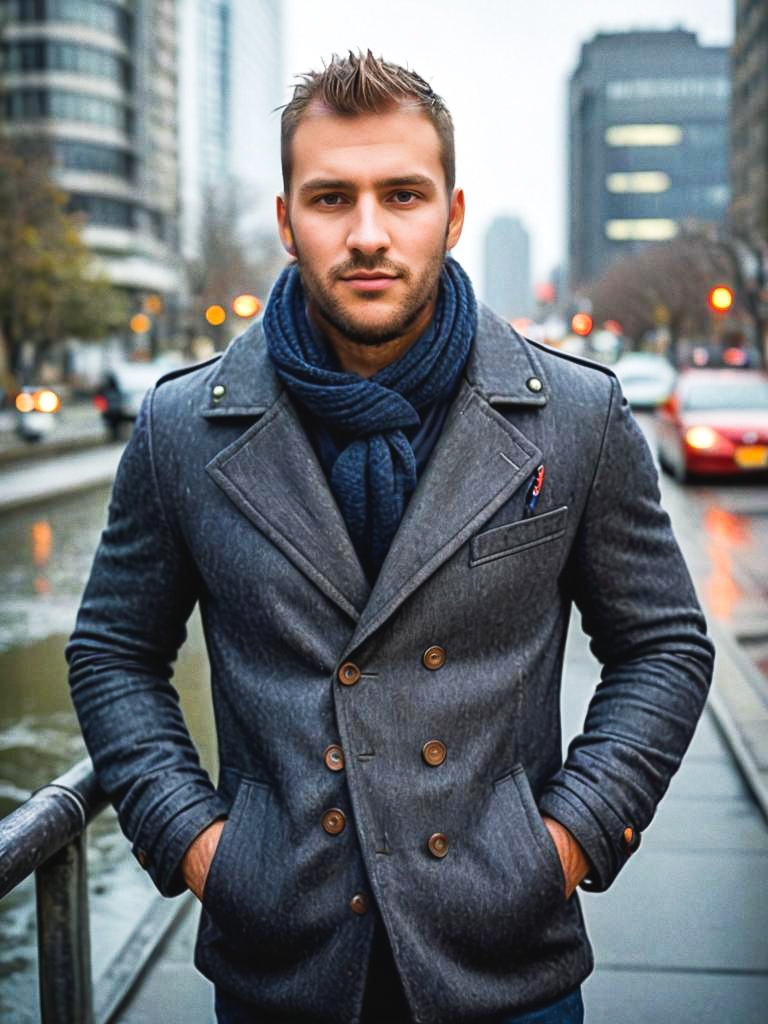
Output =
[{"x1": 0, "y1": 757, "x2": 193, "y2": 1024}]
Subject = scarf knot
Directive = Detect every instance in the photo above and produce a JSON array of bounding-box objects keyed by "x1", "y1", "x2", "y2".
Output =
[{"x1": 264, "y1": 258, "x2": 477, "y2": 576}]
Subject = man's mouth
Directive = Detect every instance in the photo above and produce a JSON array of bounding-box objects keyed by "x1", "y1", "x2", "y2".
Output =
[{"x1": 340, "y1": 271, "x2": 399, "y2": 291}]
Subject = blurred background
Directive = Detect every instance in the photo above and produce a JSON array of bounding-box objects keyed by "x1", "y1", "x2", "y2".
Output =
[{"x1": 1, "y1": 2, "x2": 767, "y2": 1022}]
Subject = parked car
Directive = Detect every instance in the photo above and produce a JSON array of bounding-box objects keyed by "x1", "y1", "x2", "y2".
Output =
[
  {"x1": 614, "y1": 352, "x2": 676, "y2": 409},
  {"x1": 15, "y1": 386, "x2": 61, "y2": 441},
  {"x1": 656, "y1": 369, "x2": 768, "y2": 481},
  {"x1": 93, "y1": 361, "x2": 166, "y2": 440}
]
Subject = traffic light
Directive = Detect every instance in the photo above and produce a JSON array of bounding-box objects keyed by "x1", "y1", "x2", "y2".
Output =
[
  {"x1": 708, "y1": 285, "x2": 733, "y2": 313},
  {"x1": 571, "y1": 313, "x2": 593, "y2": 336}
]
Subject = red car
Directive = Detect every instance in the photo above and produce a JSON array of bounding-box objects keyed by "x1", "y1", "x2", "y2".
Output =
[{"x1": 656, "y1": 369, "x2": 768, "y2": 481}]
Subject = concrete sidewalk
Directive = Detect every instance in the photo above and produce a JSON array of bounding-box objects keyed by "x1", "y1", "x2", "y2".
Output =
[{"x1": 115, "y1": 620, "x2": 768, "y2": 1023}]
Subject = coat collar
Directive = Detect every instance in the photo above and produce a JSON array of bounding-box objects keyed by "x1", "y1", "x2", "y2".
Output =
[
  {"x1": 204, "y1": 303, "x2": 548, "y2": 630},
  {"x1": 199, "y1": 303, "x2": 549, "y2": 418}
]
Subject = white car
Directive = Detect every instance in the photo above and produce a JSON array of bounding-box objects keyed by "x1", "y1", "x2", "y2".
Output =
[{"x1": 614, "y1": 352, "x2": 676, "y2": 410}]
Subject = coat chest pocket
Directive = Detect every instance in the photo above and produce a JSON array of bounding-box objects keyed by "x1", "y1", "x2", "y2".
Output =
[{"x1": 469, "y1": 506, "x2": 568, "y2": 567}]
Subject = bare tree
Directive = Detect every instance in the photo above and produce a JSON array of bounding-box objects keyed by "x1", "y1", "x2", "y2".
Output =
[{"x1": 585, "y1": 234, "x2": 739, "y2": 345}]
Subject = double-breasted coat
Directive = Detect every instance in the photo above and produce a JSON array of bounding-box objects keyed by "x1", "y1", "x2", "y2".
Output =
[{"x1": 67, "y1": 304, "x2": 714, "y2": 1023}]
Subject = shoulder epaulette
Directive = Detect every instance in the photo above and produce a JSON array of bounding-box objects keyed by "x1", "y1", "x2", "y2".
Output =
[
  {"x1": 154, "y1": 353, "x2": 222, "y2": 389},
  {"x1": 524, "y1": 337, "x2": 618, "y2": 380}
]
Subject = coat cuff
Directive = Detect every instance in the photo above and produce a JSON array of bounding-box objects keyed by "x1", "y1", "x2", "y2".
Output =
[
  {"x1": 539, "y1": 781, "x2": 641, "y2": 893},
  {"x1": 132, "y1": 791, "x2": 229, "y2": 896}
]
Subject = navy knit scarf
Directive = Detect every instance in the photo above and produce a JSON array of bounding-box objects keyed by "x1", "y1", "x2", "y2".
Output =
[{"x1": 264, "y1": 257, "x2": 477, "y2": 575}]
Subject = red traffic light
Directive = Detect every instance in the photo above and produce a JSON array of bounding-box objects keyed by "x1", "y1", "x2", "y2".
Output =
[
  {"x1": 571, "y1": 313, "x2": 593, "y2": 337},
  {"x1": 708, "y1": 285, "x2": 733, "y2": 313}
]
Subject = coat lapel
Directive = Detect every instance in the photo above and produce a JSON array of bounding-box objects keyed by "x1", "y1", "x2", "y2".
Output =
[
  {"x1": 346, "y1": 305, "x2": 550, "y2": 652},
  {"x1": 203, "y1": 325, "x2": 370, "y2": 621}
]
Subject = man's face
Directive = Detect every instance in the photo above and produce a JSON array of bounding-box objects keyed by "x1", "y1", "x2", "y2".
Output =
[{"x1": 277, "y1": 103, "x2": 464, "y2": 346}]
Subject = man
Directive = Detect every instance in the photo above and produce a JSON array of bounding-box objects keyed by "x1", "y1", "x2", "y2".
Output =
[{"x1": 68, "y1": 52, "x2": 714, "y2": 1024}]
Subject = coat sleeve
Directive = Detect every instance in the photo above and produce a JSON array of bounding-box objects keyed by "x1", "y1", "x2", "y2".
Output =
[
  {"x1": 538, "y1": 376, "x2": 715, "y2": 892},
  {"x1": 66, "y1": 389, "x2": 227, "y2": 897}
]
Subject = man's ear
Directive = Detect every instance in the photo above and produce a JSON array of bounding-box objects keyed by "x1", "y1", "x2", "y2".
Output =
[
  {"x1": 276, "y1": 194, "x2": 297, "y2": 257},
  {"x1": 445, "y1": 188, "x2": 465, "y2": 251}
]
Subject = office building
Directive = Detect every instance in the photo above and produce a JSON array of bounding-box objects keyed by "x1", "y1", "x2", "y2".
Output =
[
  {"x1": 567, "y1": 30, "x2": 729, "y2": 290},
  {"x1": 0, "y1": 0, "x2": 181, "y2": 309},
  {"x1": 483, "y1": 216, "x2": 532, "y2": 322},
  {"x1": 177, "y1": 0, "x2": 283, "y2": 260},
  {"x1": 730, "y1": 0, "x2": 768, "y2": 243}
]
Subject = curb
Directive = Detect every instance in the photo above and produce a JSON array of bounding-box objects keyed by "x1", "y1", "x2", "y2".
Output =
[
  {"x1": 0, "y1": 445, "x2": 124, "y2": 516},
  {"x1": 0, "y1": 473, "x2": 119, "y2": 516},
  {"x1": 0, "y1": 433, "x2": 108, "y2": 467},
  {"x1": 705, "y1": 616, "x2": 768, "y2": 824}
]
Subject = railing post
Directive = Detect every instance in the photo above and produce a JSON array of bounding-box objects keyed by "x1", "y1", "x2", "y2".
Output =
[{"x1": 35, "y1": 831, "x2": 94, "y2": 1024}]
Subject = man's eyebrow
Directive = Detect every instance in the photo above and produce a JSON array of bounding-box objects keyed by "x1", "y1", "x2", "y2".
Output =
[
  {"x1": 298, "y1": 179, "x2": 350, "y2": 195},
  {"x1": 298, "y1": 174, "x2": 438, "y2": 196},
  {"x1": 375, "y1": 175, "x2": 437, "y2": 190}
]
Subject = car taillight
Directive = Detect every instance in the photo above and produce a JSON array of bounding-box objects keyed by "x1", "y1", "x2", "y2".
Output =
[
  {"x1": 93, "y1": 394, "x2": 108, "y2": 413},
  {"x1": 685, "y1": 426, "x2": 718, "y2": 450}
]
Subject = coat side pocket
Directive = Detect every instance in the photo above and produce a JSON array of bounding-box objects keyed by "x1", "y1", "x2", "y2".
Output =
[{"x1": 201, "y1": 772, "x2": 270, "y2": 912}]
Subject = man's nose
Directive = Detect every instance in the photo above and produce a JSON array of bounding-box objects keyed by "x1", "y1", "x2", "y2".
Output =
[{"x1": 346, "y1": 196, "x2": 390, "y2": 254}]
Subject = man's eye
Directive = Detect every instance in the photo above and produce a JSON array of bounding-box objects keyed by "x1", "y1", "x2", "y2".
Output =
[
  {"x1": 317, "y1": 194, "x2": 345, "y2": 207},
  {"x1": 392, "y1": 190, "x2": 417, "y2": 204}
]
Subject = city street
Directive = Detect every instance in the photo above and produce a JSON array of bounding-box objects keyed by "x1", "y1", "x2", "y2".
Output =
[{"x1": 0, "y1": 410, "x2": 767, "y2": 1021}]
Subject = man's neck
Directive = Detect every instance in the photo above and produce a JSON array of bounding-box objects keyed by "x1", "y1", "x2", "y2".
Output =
[{"x1": 308, "y1": 297, "x2": 437, "y2": 379}]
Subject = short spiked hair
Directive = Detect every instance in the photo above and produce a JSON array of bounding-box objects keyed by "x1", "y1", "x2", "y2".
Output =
[{"x1": 280, "y1": 51, "x2": 455, "y2": 194}]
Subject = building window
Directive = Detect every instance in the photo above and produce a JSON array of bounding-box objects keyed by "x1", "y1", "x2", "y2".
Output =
[
  {"x1": 606, "y1": 171, "x2": 671, "y2": 193},
  {"x1": 54, "y1": 138, "x2": 133, "y2": 177},
  {"x1": 605, "y1": 124, "x2": 683, "y2": 147},
  {"x1": 606, "y1": 78, "x2": 729, "y2": 102},
  {"x1": 0, "y1": 0, "x2": 133, "y2": 42},
  {"x1": 605, "y1": 219, "x2": 679, "y2": 241},
  {"x1": 68, "y1": 192, "x2": 135, "y2": 227},
  {"x1": 0, "y1": 40, "x2": 131, "y2": 88},
  {"x1": 4, "y1": 87, "x2": 131, "y2": 132}
]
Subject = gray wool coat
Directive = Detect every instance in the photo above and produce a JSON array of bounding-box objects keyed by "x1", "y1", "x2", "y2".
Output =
[{"x1": 67, "y1": 303, "x2": 714, "y2": 1024}]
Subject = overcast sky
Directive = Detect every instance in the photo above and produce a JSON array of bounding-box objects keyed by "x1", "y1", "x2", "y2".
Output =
[{"x1": 282, "y1": 0, "x2": 732, "y2": 297}]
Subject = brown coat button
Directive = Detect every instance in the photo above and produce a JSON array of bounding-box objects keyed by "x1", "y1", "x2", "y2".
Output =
[
  {"x1": 338, "y1": 662, "x2": 361, "y2": 686},
  {"x1": 136, "y1": 850, "x2": 148, "y2": 868},
  {"x1": 323, "y1": 745, "x2": 345, "y2": 771},
  {"x1": 422, "y1": 740, "x2": 447, "y2": 766},
  {"x1": 623, "y1": 826, "x2": 634, "y2": 845},
  {"x1": 322, "y1": 808, "x2": 346, "y2": 835},
  {"x1": 428, "y1": 833, "x2": 449, "y2": 858},
  {"x1": 422, "y1": 646, "x2": 446, "y2": 670},
  {"x1": 349, "y1": 893, "x2": 368, "y2": 915}
]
